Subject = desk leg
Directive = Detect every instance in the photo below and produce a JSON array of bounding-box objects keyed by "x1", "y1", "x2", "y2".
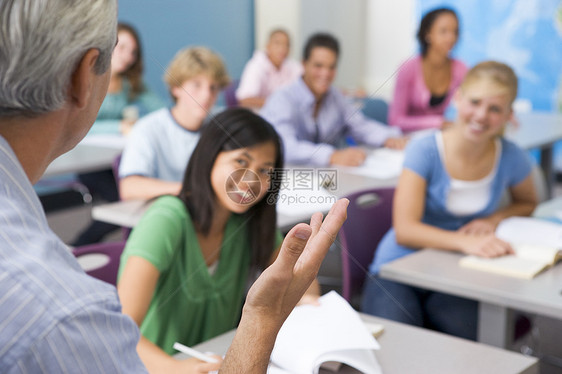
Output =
[
  {"x1": 478, "y1": 302, "x2": 514, "y2": 348},
  {"x1": 541, "y1": 147, "x2": 553, "y2": 199}
]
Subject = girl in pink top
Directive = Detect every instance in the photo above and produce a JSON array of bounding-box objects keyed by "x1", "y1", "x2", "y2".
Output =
[{"x1": 388, "y1": 8, "x2": 468, "y2": 133}]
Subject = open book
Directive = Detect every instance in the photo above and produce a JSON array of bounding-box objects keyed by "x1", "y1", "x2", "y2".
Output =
[
  {"x1": 269, "y1": 291, "x2": 382, "y2": 374},
  {"x1": 459, "y1": 217, "x2": 562, "y2": 279}
]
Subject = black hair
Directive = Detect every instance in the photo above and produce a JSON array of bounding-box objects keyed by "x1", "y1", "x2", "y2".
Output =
[
  {"x1": 303, "y1": 32, "x2": 340, "y2": 61},
  {"x1": 417, "y1": 7, "x2": 459, "y2": 56},
  {"x1": 178, "y1": 108, "x2": 284, "y2": 272}
]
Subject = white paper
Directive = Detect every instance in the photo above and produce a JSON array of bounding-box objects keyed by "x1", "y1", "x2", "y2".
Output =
[
  {"x1": 339, "y1": 149, "x2": 404, "y2": 179},
  {"x1": 495, "y1": 217, "x2": 562, "y2": 249},
  {"x1": 276, "y1": 175, "x2": 337, "y2": 217},
  {"x1": 271, "y1": 291, "x2": 381, "y2": 374}
]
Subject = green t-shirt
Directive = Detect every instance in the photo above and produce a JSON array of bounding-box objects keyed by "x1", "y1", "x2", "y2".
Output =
[{"x1": 118, "y1": 195, "x2": 281, "y2": 354}]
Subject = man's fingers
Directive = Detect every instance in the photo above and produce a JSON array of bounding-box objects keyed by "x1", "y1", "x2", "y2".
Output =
[
  {"x1": 273, "y1": 223, "x2": 312, "y2": 272},
  {"x1": 305, "y1": 199, "x2": 349, "y2": 258},
  {"x1": 309, "y1": 212, "x2": 323, "y2": 238}
]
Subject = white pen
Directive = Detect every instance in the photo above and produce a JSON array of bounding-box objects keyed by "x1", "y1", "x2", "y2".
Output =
[{"x1": 173, "y1": 342, "x2": 219, "y2": 363}]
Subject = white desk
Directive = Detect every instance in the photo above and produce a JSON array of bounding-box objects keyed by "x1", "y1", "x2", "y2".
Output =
[
  {"x1": 177, "y1": 313, "x2": 537, "y2": 374},
  {"x1": 379, "y1": 199, "x2": 562, "y2": 348},
  {"x1": 506, "y1": 111, "x2": 562, "y2": 197},
  {"x1": 379, "y1": 249, "x2": 562, "y2": 348},
  {"x1": 43, "y1": 142, "x2": 122, "y2": 178},
  {"x1": 92, "y1": 167, "x2": 398, "y2": 231}
]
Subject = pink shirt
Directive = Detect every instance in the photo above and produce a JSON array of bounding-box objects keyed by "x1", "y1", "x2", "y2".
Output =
[
  {"x1": 388, "y1": 55, "x2": 467, "y2": 132},
  {"x1": 236, "y1": 51, "x2": 303, "y2": 101}
]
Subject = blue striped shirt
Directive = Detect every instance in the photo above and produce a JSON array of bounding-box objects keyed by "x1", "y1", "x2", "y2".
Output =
[{"x1": 0, "y1": 136, "x2": 147, "y2": 373}]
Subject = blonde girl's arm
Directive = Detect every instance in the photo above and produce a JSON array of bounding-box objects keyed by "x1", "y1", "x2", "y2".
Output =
[
  {"x1": 118, "y1": 256, "x2": 222, "y2": 373},
  {"x1": 393, "y1": 169, "x2": 512, "y2": 258},
  {"x1": 459, "y1": 173, "x2": 537, "y2": 235}
]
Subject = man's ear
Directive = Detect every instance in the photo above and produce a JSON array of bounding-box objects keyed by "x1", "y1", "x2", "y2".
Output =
[{"x1": 69, "y1": 48, "x2": 101, "y2": 110}]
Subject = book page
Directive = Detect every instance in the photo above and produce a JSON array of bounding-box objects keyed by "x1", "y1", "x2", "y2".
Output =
[
  {"x1": 496, "y1": 217, "x2": 562, "y2": 249},
  {"x1": 270, "y1": 291, "x2": 381, "y2": 374},
  {"x1": 512, "y1": 243, "x2": 561, "y2": 265},
  {"x1": 459, "y1": 255, "x2": 548, "y2": 279}
]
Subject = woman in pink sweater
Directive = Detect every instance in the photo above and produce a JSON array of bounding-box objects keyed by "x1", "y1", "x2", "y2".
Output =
[{"x1": 388, "y1": 8, "x2": 467, "y2": 133}]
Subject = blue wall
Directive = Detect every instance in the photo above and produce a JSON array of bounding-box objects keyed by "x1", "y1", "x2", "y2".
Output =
[{"x1": 118, "y1": 0, "x2": 254, "y2": 106}]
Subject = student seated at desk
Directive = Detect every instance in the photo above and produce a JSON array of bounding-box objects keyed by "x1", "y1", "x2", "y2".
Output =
[
  {"x1": 387, "y1": 7, "x2": 467, "y2": 133},
  {"x1": 89, "y1": 22, "x2": 164, "y2": 136},
  {"x1": 119, "y1": 47, "x2": 229, "y2": 201},
  {"x1": 236, "y1": 28, "x2": 302, "y2": 110},
  {"x1": 72, "y1": 22, "x2": 165, "y2": 245},
  {"x1": 117, "y1": 108, "x2": 321, "y2": 373},
  {"x1": 261, "y1": 32, "x2": 407, "y2": 167},
  {"x1": 362, "y1": 61, "x2": 538, "y2": 340}
]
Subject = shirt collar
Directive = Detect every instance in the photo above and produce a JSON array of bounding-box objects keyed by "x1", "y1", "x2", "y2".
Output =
[{"x1": 294, "y1": 77, "x2": 336, "y2": 110}]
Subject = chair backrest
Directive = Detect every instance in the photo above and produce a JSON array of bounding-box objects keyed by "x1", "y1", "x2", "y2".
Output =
[
  {"x1": 73, "y1": 241, "x2": 126, "y2": 286},
  {"x1": 339, "y1": 187, "x2": 395, "y2": 303},
  {"x1": 361, "y1": 97, "x2": 389, "y2": 124},
  {"x1": 223, "y1": 79, "x2": 240, "y2": 108},
  {"x1": 111, "y1": 153, "x2": 132, "y2": 240},
  {"x1": 112, "y1": 153, "x2": 122, "y2": 184}
]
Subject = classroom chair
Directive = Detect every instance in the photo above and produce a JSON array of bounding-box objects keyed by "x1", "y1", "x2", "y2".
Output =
[
  {"x1": 223, "y1": 79, "x2": 240, "y2": 108},
  {"x1": 112, "y1": 153, "x2": 122, "y2": 183},
  {"x1": 111, "y1": 153, "x2": 132, "y2": 240},
  {"x1": 72, "y1": 241, "x2": 126, "y2": 286},
  {"x1": 339, "y1": 187, "x2": 395, "y2": 306},
  {"x1": 361, "y1": 97, "x2": 389, "y2": 125}
]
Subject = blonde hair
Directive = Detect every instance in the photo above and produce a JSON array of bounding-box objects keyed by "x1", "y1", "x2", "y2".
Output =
[
  {"x1": 460, "y1": 61, "x2": 518, "y2": 104},
  {"x1": 164, "y1": 47, "x2": 230, "y2": 101}
]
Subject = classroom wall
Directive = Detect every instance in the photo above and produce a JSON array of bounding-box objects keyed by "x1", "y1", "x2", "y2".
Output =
[
  {"x1": 255, "y1": 0, "x2": 417, "y2": 99},
  {"x1": 364, "y1": 0, "x2": 417, "y2": 99},
  {"x1": 117, "y1": 0, "x2": 255, "y2": 106},
  {"x1": 255, "y1": 0, "x2": 301, "y2": 58},
  {"x1": 255, "y1": 0, "x2": 367, "y2": 90}
]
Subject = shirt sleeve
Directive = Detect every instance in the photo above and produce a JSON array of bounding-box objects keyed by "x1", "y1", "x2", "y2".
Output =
[
  {"x1": 236, "y1": 56, "x2": 264, "y2": 100},
  {"x1": 387, "y1": 59, "x2": 448, "y2": 131},
  {"x1": 261, "y1": 92, "x2": 335, "y2": 166},
  {"x1": 10, "y1": 301, "x2": 147, "y2": 374},
  {"x1": 274, "y1": 229, "x2": 284, "y2": 249},
  {"x1": 120, "y1": 198, "x2": 185, "y2": 274},
  {"x1": 119, "y1": 119, "x2": 158, "y2": 179},
  {"x1": 342, "y1": 95, "x2": 402, "y2": 146},
  {"x1": 503, "y1": 140, "x2": 533, "y2": 186},
  {"x1": 401, "y1": 135, "x2": 436, "y2": 180}
]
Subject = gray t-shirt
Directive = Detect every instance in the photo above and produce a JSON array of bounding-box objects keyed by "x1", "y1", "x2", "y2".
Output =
[{"x1": 119, "y1": 108, "x2": 201, "y2": 182}]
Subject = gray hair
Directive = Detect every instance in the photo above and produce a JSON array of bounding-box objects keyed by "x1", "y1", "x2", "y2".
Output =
[{"x1": 0, "y1": 0, "x2": 117, "y2": 117}]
